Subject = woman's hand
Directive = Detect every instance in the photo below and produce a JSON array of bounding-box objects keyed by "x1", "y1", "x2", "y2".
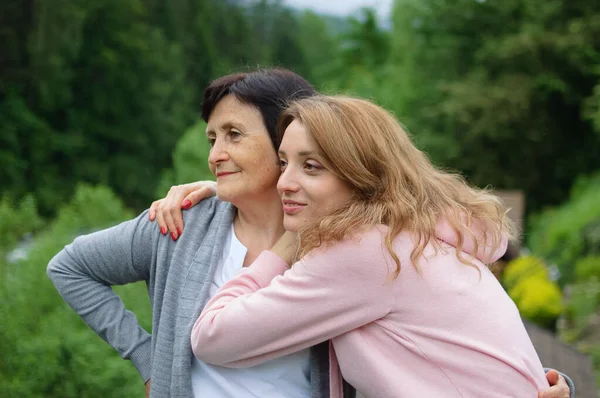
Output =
[
  {"x1": 270, "y1": 231, "x2": 299, "y2": 266},
  {"x1": 149, "y1": 181, "x2": 217, "y2": 240},
  {"x1": 538, "y1": 369, "x2": 571, "y2": 398}
]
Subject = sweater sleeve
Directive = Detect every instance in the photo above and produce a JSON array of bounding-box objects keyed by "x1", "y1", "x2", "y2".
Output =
[
  {"x1": 434, "y1": 217, "x2": 509, "y2": 264},
  {"x1": 47, "y1": 210, "x2": 157, "y2": 381},
  {"x1": 191, "y1": 232, "x2": 395, "y2": 368}
]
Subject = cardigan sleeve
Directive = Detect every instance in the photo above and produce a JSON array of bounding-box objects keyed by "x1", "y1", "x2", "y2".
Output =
[
  {"x1": 47, "y1": 210, "x2": 157, "y2": 381},
  {"x1": 191, "y1": 230, "x2": 395, "y2": 367}
]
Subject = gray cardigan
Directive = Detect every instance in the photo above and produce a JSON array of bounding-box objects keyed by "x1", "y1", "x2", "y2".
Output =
[{"x1": 47, "y1": 198, "x2": 334, "y2": 398}]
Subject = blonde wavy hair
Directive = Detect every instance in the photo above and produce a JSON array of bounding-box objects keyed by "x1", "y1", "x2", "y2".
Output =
[{"x1": 278, "y1": 96, "x2": 516, "y2": 277}]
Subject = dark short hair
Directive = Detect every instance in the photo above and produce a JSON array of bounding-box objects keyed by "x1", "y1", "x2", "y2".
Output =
[{"x1": 202, "y1": 68, "x2": 317, "y2": 149}]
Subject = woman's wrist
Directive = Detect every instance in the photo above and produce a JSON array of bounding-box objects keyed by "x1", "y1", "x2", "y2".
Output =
[{"x1": 270, "y1": 231, "x2": 299, "y2": 265}]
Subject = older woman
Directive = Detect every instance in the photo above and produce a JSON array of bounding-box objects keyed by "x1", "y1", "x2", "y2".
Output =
[{"x1": 47, "y1": 69, "x2": 340, "y2": 398}]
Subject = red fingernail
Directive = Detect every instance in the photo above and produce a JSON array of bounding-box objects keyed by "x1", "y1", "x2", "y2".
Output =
[
  {"x1": 160, "y1": 226, "x2": 167, "y2": 235},
  {"x1": 171, "y1": 232, "x2": 177, "y2": 241},
  {"x1": 182, "y1": 200, "x2": 192, "y2": 209},
  {"x1": 177, "y1": 227, "x2": 182, "y2": 236}
]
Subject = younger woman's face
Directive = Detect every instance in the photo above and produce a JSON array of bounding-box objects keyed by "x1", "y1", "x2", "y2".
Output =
[{"x1": 277, "y1": 120, "x2": 353, "y2": 232}]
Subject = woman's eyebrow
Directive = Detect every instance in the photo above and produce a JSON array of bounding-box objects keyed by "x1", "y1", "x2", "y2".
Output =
[
  {"x1": 206, "y1": 121, "x2": 243, "y2": 136},
  {"x1": 278, "y1": 150, "x2": 316, "y2": 157}
]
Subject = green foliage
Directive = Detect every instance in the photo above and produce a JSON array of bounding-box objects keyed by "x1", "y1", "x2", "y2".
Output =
[
  {"x1": 388, "y1": 0, "x2": 600, "y2": 213},
  {"x1": 563, "y1": 281, "x2": 600, "y2": 341},
  {"x1": 503, "y1": 255, "x2": 549, "y2": 290},
  {"x1": 48, "y1": 183, "x2": 134, "y2": 236},
  {"x1": 155, "y1": 120, "x2": 213, "y2": 197},
  {"x1": 318, "y1": 8, "x2": 391, "y2": 98},
  {"x1": 503, "y1": 256, "x2": 563, "y2": 329},
  {"x1": 585, "y1": 80, "x2": 600, "y2": 134},
  {"x1": 0, "y1": 195, "x2": 42, "y2": 256},
  {"x1": 1, "y1": 0, "x2": 194, "y2": 215},
  {"x1": 296, "y1": 11, "x2": 341, "y2": 88},
  {"x1": 2, "y1": 0, "x2": 597, "y2": 218},
  {"x1": 528, "y1": 173, "x2": 600, "y2": 284},
  {"x1": 270, "y1": 9, "x2": 312, "y2": 80},
  {"x1": 587, "y1": 344, "x2": 600, "y2": 390},
  {"x1": 340, "y1": 8, "x2": 389, "y2": 70},
  {"x1": 575, "y1": 256, "x2": 600, "y2": 281},
  {"x1": 2, "y1": 0, "x2": 600, "y2": 393},
  {"x1": 0, "y1": 185, "x2": 149, "y2": 398},
  {"x1": 509, "y1": 277, "x2": 564, "y2": 329}
]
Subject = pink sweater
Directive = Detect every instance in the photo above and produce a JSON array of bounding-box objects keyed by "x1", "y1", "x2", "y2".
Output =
[{"x1": 191, "y1": 226, "x2": 549, "y2": 397}]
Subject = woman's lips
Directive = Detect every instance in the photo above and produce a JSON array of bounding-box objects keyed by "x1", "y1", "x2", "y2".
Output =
[
  {"x1": 282, "y1": 200, "x2": 306, "y2": 215},
  {"x1": 216, "y1": 171, "x2": 237, "y2": 178}
]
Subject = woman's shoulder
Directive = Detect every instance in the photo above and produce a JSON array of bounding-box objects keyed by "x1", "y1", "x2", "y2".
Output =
[
  {"x1": 181, "y1": 197, "x2": 235, "y2": 231},
  {"x1": 314, "y1": 225, "x2": 412, "y2": 254},
  {"x1": 302, "y1": 226, "x2": 411, "y2": 275}
]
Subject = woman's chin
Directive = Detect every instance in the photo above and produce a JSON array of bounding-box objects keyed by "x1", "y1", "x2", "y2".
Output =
[
  {"x1": 283, "y1": 219, "x2": 300, "y2": 233},
  {"x1": 215, "y1": 187, "x2": 244, "y2": 204}
]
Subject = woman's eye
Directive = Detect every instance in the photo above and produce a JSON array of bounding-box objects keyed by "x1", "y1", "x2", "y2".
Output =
[
  {"x1": 304, "y1": 162, "x2": 319, "y2": 171},
  {"x1": 207, "y1": 138, "x2": 215, "y2": 147},
  {"x1": 279, "y1": 159, "x2": 288, "y2": 168},
  {"x1": 229, "y1": 130, "x2": 242, "y2": 139}
]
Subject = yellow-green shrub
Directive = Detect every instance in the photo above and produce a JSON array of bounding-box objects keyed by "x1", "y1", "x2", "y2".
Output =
[
  {"x1": 504, "y1": 256, "x2": 563, "y2": 329},
  {"x1": 503, "y1": 255, "x2": 548, "y2": 290}
]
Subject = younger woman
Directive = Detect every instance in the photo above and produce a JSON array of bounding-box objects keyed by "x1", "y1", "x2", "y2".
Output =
[{"x1": 187, "y1": 96, "x2": 557, "y2": 397}]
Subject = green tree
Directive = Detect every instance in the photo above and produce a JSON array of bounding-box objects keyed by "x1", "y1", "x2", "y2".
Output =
[
  {"x1": 528, "y1": 173, "x2": 600, "y2": 284},
  {"x1": 296, "y1": 11, "x2": 341, "y2": 88},
  {"x1": 0, "y1": 0, "x2": 194, "y2": 215},
  {"x1": 341, "y1": 8, "x2": 389, "y2": 70},
  {"x1": 323, "y1": 8, "x2": 392, "y2": 98},
  {"x1": 0, "y1": 185, "x2": 150, "y2": 398},
  {"x1": 389, "y1": 0, "x2": 600, "y2": 213},
  {"x1": 0, "y1": 195, "x2": 42, "y2": 257},
  {"x1": 156, "y1": 120, "x2": 213, "y2": 196},
  {"x1": 271, "y1": 9, "x2": 312, "y2": 80},
  {"x1": 585, "y1": 80, "x2": 600, "y2": 135}
]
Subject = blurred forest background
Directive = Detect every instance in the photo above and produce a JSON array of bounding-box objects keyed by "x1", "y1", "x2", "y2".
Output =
[{"x1": 1, "y1": 0, "x2": 600, "y2": 396}]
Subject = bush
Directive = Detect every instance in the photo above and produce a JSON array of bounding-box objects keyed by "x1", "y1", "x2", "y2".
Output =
[
  {"x1": 528, "y1": 172, "x2": 600, "y2": 284},
  {"x1": 155, "y1": 120, "x2": 213, "y2": 198},
  {"x1": 575, "y1": 256, "x2": 600, "y2": 282},
  {"x1": 0, "y1": 195, "x2": 42, "y2": 256},
  {"x1": 503, "y1": 255, "x2": 548, "y2": 290},
  {"x1": 508, "y1": 277, "x2": 563, "y2": 330},
  {"x1": 585, "y1": 343, "x2": 600, "y2": 390},
  {"x1": 503, "y1": 256, "x2": 563, "y2": 329},
  {"x1": 562, "y1": 281, "x2": 600, "y2": 342},
  {"x1": 0, "y1": 184, "x2": 149, "y2": 398}
]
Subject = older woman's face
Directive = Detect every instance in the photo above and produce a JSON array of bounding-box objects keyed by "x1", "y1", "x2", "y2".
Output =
[{"x1": 206, "y1": 95, "x2": 280, "y2": 204}]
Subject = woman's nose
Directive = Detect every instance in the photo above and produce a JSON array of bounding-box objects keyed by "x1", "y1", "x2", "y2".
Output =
[
  {"x1": 208, "y1": 139, "x2": 229, "y2": 166},
  {"x1": 277, "y1": 167, "x2": 300, "y2": 194}
]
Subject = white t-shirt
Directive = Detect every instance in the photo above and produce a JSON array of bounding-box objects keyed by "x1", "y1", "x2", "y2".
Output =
[{"x1": 191, "y1": 225, "x2": 311, "y2": 397}]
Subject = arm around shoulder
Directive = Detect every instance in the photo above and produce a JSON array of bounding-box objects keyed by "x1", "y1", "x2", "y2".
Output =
[{"x1": 192, "y1": 232, "x2": 395, "y2": 367}]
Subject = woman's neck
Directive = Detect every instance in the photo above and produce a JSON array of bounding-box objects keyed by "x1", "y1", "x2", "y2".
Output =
[{"x1": 232, "y1": 189, "x2": 285, "y2": 256}]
